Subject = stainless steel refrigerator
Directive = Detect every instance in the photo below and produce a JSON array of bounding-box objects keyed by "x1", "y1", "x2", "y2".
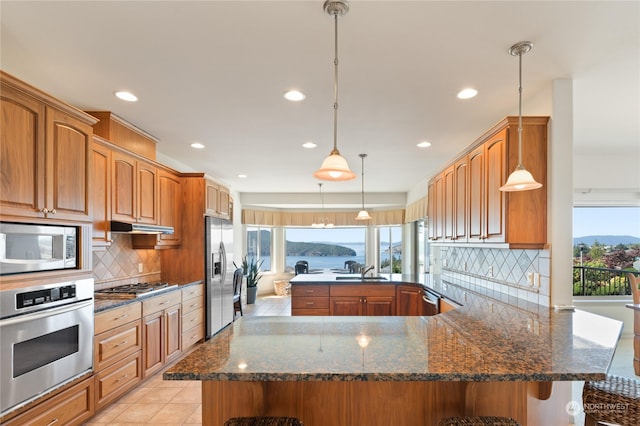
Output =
[{"x1": 205, "y1": 216, "x2": 234, "y2": 339}]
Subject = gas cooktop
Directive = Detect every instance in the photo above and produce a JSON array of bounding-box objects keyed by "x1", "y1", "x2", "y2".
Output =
[{"x1": 94, "y1": 282, "x2": 177, "y2": 299}]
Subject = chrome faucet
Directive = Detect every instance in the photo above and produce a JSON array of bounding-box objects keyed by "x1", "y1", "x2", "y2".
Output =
[{"x1": 361, "y1": 265, "x2": 375, "y2": 279}]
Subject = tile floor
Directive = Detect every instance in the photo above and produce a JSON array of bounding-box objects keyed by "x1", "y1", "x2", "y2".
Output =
[{"x1": 85, "y1": 295, "x2": 637, "y2": 425}]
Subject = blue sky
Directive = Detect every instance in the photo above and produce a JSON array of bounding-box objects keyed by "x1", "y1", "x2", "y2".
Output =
[{"x1": 573, "y1": 207, "x2": 640, "y2": 238}]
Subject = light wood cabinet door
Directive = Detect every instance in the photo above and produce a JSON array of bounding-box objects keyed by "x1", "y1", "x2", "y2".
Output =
[
  {"x1": 205, "y1": 179, "x2": 231, "y2": 220},
  {"x1": 94, "y1": 351, "x2": 142, "y2": 410},
  {"x1": 92, "y1": 140, "x2": 112, "y2": 247},
  {"x1": 454, "y1": 157, "x2": 468, "y2": 242},
  {"x1": 157, "y1": 170, "x2": 182, "y2": 246},
  {"x1": 467, "y1": 145, "x2": 485, "y2": 243},
  {"x1": 136, "y1": 160, "x2": 157, "y2": 224},
  {"x1": 165, "y1": 304, "x2": 181, "y2": 363},
  {"x1": 142, "y1": 311, "x2": 164, "y2": 377},
  {"x1": 427, "y1": 173, "x2": 444, "y2": 241},
  {"x1": 111, "y1": 150, "x2": 136, "y2": 222},
  {"x1": 443, "y1": 165, "x2": 455, "y2": 242},
  {"x1": 0, "y1": 86, "x2": 92, "y2": 222},
  {"x1": 484, "y1": 129, "x2": 507, "y2": 243},
  {"x1": 94, "y1": 319, "x2": 142, "y2": 371},
  {"x1": 0, "y1": 83, "x2": 46, "y2": 218}
]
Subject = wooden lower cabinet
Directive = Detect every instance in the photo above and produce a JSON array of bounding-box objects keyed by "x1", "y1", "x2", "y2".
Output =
[
  {"x1": 2, "y1": 376, "x2": 94, "y2": 426},
  {"x1": 440, "y1": 297, "x2": 461, "y2": 313},
  {"x1": 142, "y1": 291, "x2": 182, "y2": 377},
  {"x1": 94, "y1": 351, "x2": 142, "y2": 410},
  {"x1": 329, "y1": 285, "x2": 396, "y2": 316},
  {"x1": 291, "y1": 285, "x2": 330, "y2": 316},
  {"x1": 181, "y1": 284, "x2": 205, "y2": 350},
  {"x1": 396, "y1": 285, "x2": 432, "y2": 316}
]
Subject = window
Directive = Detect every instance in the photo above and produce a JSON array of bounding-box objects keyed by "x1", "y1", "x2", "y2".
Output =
[
  {"x1": 246, "y1": 226, "x2": 273, "y2": 272},
  {"x1": 284, "y1": 227, "x2": 365, "y2": 272},
  {"x1": 378, "y1": 226, "x2": 402, "y2": 273}
]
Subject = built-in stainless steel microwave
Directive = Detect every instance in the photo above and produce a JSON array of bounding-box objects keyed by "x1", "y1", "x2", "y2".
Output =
[{"x1": 0, "y1": 222, "x2": 77, "y2": 276}]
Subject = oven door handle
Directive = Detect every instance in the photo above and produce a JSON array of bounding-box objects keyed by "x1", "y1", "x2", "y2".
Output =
[{"x1": 0, "y1": 299, "x2": 93, "y2": 327}]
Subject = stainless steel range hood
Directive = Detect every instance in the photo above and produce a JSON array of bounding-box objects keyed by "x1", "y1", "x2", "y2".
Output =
[{"x1": 110, "y1": 221, "x2": 174, "y2": 234}]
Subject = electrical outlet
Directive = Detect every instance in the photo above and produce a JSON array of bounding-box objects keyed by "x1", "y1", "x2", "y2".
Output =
[
  {"x1": 534, "y1": 273, "x2": 541, "y2": 287},
  {"x1": 463, "y1": 262, "x2": 467, "y2": 272},
  {"x1": 527, "y1": 272, "x2": 534, "y2": 286},
  {"x1": 138, "y1": 263, "x2": 143, "y2": 273},
  {"x1": 487, "y1": 266, "x2": 493, "y2": 277}
]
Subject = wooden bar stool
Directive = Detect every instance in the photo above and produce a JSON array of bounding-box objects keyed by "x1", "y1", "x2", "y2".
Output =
[
  {"x1": 438, "y1": 417, "x2": 520, "y2": 425},
  {"x1": 582, "y1": 375, "x2": 640, "y2": 426},
  {"x1": 224, "y1": 417, "x2": 303, "y2": 426}
]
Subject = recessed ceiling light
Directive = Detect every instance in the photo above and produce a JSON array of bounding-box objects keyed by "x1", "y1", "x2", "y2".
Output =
[
  {"x1": 417, "y1": 141, "x2": 432, "y2": 148},
  {"x1": 302, "y1": 141, "x2": 317, "y2": 149},
  {"x1": 284, "y1": 90, "x2": 305, "y2": 101},
  {"x1": 457, "y1": 88, "x2": 478, "y2": 99},
  {"x1": 237, "y1": 174, "x2": 247, "y2": 178},
  {"x1": 190, "y1": 142, "x2": 205, "y2": 149},
  {"x1": 114, "y1": 91, "x2": 138, "y2": 102}
]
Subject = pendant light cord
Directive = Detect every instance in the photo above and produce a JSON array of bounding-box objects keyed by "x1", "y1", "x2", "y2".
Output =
[
  {"x1": 517, "y1": 50, "x2": 523, "y2": 168},
  {"x1": 332, "y1": 12, "x2": 339, "y2": 154},
  {"x1": 360, "y1": 154, "x2": 366, "y2": 208}
]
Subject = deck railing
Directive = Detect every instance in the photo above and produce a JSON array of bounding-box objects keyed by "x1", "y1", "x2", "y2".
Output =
[{"x1": 573, "y1": 266, "x2": 638, "y2": 296}]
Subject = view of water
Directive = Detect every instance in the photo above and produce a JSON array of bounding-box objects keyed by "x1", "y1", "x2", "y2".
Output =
[{"x1": 259, "y1": 242, "x2": 392, "y2": 271}]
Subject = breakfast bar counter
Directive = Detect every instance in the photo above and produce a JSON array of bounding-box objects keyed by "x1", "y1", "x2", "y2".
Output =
[{"x1": 164, "y1": 281, "x2": 622, "y2": 425}]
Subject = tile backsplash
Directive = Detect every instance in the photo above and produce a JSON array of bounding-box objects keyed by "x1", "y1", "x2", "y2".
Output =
[
  {"x1": 92, "y1": 234, "x2": 161, "y2": 290},
  {"x1": 438, "y1": 246, "x2": 550, "y2": 306}
]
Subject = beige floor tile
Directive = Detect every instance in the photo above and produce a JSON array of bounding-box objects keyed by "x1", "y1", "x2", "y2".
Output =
[
  {"x1": 147, "y1": 403, "x2": 201, "y2": 424},
  {"x1": 184, "y1": 405, "x2": 202, "y2": 424},
  {"x1": 170, "y1": 386, "x2": 202, "y2": 404},
  {"x1": 111, "y1": 402, "x2": 166, "y2": 423},
  {"x1": 87, "y1": 402, "x2": 130, "y2": 423},
  {"x1": 136, "y1": 386, "x2": 183, "y2": 403},
  {"x1": 117, "y1": 386, "x2": 152, "y2": 403}
]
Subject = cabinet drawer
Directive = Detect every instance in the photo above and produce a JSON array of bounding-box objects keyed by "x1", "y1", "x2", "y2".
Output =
[
  {"x1": 182, "y1": 296, "x2": 204, "y2": 314},
  {"x1": 181, "y1": 324, "x2": 204, "y2": 349},
  {"x1": 291, "y1": 296, "x2": 329, "y2": 310},
  {"x1": 3, "y1": 376, "x2": 94, "y2": 426},
  {"x1": 182, "y1": 307, "x2": 204, "y2": 333},
  {"x1": 94, "y1": 302, "x2": 141, "y2": 335},
  {"x1": 142, "y1": 292, "x2": 181, "y2": 316},
  {"x1": 292, "y1": 308, "x2": 330, "y2": 316},
  {"x1": 291, "y1": 285, "x2": 329, "y2": 297},
  {"x1": 94, "y1": 319, "x2": 142, "y2": 371},
  {"x1": 182, "y1": 284, "x2": 204, "y2": 302},
  {"x1": 330, "y1": 284, "x2": 396, "y2": 297},
  {"x1": 94, "y1": 351, "x2": 142, "y2": 410}
]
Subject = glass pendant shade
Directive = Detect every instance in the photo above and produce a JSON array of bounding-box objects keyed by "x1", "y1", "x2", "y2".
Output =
[
  {"x1": 499, "y1": 165, "x2": 542, "y2": 191},
  {"x1": 356, "y1": 210, "x2": 372, "y2": 221},
  {"x1": 314, "y1": 149, "x2": 356, "y2": 181}
]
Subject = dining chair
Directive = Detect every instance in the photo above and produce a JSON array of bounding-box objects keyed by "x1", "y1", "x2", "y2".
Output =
[
  {"x1": 627, "y1": 272, "x2": 640, "y2": 304},
  {"x1": 233, "y1": 268, "x2": 244, "y2": 318}
]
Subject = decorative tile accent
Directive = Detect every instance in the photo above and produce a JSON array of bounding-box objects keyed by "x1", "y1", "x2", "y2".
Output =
[
  {"x1": 439, "y1": 246, "x2": 550, "y2": 306},
  {"x1": 93, "y1": 234, "x2": 161, "y2": 290}
]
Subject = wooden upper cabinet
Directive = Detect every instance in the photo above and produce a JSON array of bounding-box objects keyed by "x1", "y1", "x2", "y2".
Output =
[
  {"x1": 206, "y1": 180, "x2": 231, "y2": 220},
  {"x1": 0, "y1": 74, "x2": 95, "y2": 222},
  {"x1": 467, "y1": 144, "x2": 485, "y2": 243},
  {"x1": 156, "y1": 170, "x2": 182, "y2": 247},
  {"x1": 454, "y1": 157, "x2": 468, "y2": 242},
  {"x1": 92, "y1": 138, "x2": 112, "y2": 247},
  {"x1": 484, "y1": 129, "x2": 507, "y2": 243},
  {"x1": 111, "y1": 150, "x2": 157, "y2": 224},
  {"x1": 427, "y1": 117, "x2": 548, "y2": 249}
]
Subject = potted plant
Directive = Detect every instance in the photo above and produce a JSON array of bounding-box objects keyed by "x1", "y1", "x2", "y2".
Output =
[{"x1": 235, "y1": 255, "x2": 263, "y2": 304}]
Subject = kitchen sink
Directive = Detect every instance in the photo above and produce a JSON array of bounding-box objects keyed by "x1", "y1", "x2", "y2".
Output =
[{"x1": 335, "y1": 276, "x2": 387, "y2": 281}]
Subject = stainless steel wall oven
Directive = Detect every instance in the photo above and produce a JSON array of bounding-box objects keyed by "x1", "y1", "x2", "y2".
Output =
[{"x1": 0, "y1": 278, "x2": 94, "y2": 416}]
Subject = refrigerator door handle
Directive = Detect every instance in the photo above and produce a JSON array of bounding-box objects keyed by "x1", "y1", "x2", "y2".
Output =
[{"x1": 220, "y1": 242, "x2": 226, "y2": 282}]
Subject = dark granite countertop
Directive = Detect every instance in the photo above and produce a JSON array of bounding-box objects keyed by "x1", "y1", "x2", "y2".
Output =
[
  {"x1": 164, "y1": 276, "x2": 622, "y2": 383},
  {"x1": 94, "y1": 280, "x2": 202, "y2": 313}
]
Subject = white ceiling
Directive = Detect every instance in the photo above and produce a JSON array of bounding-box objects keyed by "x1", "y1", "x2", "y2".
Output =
[{"x1": 1, "y1": 1, "x2": 638, "y2": 208}]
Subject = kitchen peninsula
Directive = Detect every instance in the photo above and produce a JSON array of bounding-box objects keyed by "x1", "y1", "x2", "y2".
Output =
[{"x1": 165, "y1": 276, "x2": 623, "y2": 426}]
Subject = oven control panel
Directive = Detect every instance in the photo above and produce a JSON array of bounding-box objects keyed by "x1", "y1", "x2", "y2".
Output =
[{"x1": 16, "y1": 285, "x2": 76, "y2": 309}]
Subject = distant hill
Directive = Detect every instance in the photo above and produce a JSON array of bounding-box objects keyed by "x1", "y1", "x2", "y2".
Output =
[
  {"x1": 286, "y1": 241, "x2": 356, "y2": 257},
  {"x1": 573, "y1": 235, "x2": 640, "y2": 246}
]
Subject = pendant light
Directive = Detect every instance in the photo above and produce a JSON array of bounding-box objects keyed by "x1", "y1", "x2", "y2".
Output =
[
  {"x1": 313, "y1": 0, "x2": 356, "y2": 181},
  {"x1": 312, "y1": 183, "x2": 334, "y2": 228},
  {"x1": 499, "y1": 41, "x2": 542, "y2": 192},
  {"x1": 355, "y1": 153, "x2": 372, "y2": 220}
]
